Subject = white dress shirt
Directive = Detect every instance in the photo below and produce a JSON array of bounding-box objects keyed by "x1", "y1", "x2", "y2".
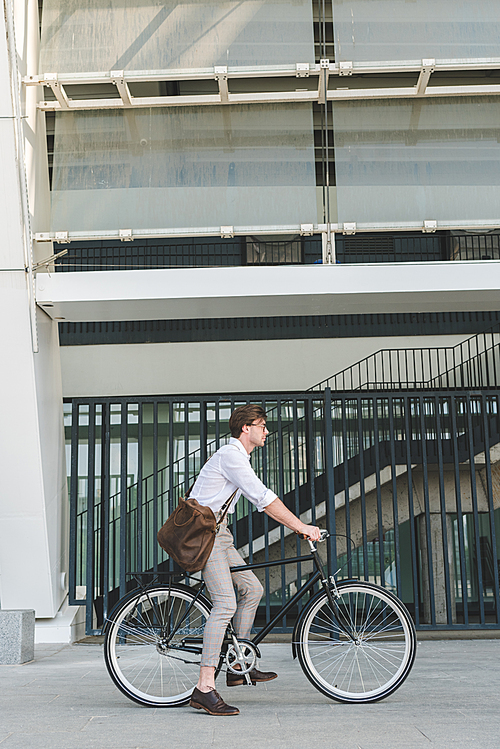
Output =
[{"x1": 191, "y1": 437, "x2": 277, "y2": 515}]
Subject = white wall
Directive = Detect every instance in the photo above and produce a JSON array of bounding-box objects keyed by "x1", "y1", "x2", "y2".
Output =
[
  {"x1": 0, "y1": 0, "x2": 67, "y2": 617},
  {"x1": 60, "y1": 334, "x2": 469, "y2": 396}
]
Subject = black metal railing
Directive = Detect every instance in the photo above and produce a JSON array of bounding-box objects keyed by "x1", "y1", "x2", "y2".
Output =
[
  {"x1": 310, "y1": 325, "x2": 500, "y2": 392},
  {"x1": 68, "y1": 389, "x2": 500, "y2": 637},
  {"x1": 449, "y1": 232, "x2": 500, "y2": 261},
  {"x1": 54, "y1": 237, "x2": 322, "y2": 271},
  {"x1": 53, "y1": 232, "x2": 500, "y2": 272}
]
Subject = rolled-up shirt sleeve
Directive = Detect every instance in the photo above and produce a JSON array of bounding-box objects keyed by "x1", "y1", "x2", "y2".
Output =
[{"x1": 219, "y1": 447, "x2": 277, "y2": 512}]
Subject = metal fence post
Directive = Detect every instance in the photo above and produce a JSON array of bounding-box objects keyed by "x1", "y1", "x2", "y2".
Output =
[{"x1": 323, "y1": 387, "x2": 337, "y2": 574}]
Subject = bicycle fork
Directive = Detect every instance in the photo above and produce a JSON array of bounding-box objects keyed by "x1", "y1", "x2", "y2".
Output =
[{"x1": 306, "y1": 537, "x2": 358, "y2": 646}]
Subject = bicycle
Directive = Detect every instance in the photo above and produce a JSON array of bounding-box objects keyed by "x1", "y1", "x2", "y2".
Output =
[{"x1": 103, "y1": 531, "x2": 417, "y2": 707}]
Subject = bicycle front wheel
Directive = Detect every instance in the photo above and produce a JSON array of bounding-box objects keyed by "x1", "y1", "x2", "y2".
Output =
[
  {"x1": 104, "y1": 584, "x2": 211, "y2": 707},
  {"x1": 296, "y1": 581, "x2": 416, "y2": 703}
]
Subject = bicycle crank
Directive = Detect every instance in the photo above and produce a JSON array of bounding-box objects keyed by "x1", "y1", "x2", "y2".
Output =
[{"x1": 225, "y1": 639, "x2": 258, "y2": 676}]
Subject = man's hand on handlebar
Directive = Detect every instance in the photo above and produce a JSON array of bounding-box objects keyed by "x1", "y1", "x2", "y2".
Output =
[
  {"x1": 263, "y1": 499, "x2": 323, "y2": 543},
  {"x1": 299, "y1": 524, "x2": 321, "y2": 542}
]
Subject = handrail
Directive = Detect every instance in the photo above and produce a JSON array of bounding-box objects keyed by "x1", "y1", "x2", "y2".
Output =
[
  {"x1": 309, "y1": 322, "x2": 500, "y2": 392},
  {"x1": 102, "y1": 326, "x2": 500, "y2": 513},
  {"x1": 90, "y1": 320, "x2": 500, "y2": 576}
]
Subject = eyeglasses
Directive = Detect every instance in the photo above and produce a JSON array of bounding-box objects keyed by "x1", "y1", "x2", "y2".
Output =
[{"x1": 249, "y1": 422, "x2": 269, "y2": 432}]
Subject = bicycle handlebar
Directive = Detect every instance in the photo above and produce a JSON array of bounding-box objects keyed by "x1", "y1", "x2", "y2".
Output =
[{"x1": 296, "y1": 529, "x2": 329, "y2": 542}]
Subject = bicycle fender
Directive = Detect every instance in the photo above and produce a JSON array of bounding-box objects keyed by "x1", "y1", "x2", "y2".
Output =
[{"x1": 102, "y1": 582, "x2": 212, "y2": 635}]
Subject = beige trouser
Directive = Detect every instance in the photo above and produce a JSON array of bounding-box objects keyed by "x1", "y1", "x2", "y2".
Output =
[{"x1": 200, "y1": 520, "x2": 263, "y2": 668}]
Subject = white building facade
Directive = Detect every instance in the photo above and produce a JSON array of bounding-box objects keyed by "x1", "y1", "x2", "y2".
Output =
[{"x1": 2, "y1": 0, "x2": 500, "y2": 640}]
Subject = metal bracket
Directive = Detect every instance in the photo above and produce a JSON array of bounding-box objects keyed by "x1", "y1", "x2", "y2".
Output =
[
  {"x1": 422, "y1": 220, "x2": 438, "y2": 233},
  {"x1": 300, "y1": 223, "x2": 314, "y2": 236},
  {"x1": 296, "y1": 63, "x2": 310, "y2": 78},
  {"x1": 111, "y1": 70, "x2": 132, "y2": 107},
  {"x1": 318, "y1": 59, "x2": 330, "y2": 102},
  {"x1": 416, "y1": 58, "x2": 435, "y2": 96},
  {"x1": 339, "y1": 61, "x2": 353, "y2": 77},
  {"x1": 321, "y1": 225, "x2": 336, "y2": 264},
  {"x1": 119, "y1": 229, "x2": 133, "y2": 241},
  {"x1": 214, "y1": 66, "x2": 229, "y2": 103},
  {"x1": 220, "y1": 225, "x2": 234, "y2": 238},
  {"x1": 33, "y1": 248, "x2": 68, "y2": 271},
  {"x1": 343, "y1": 222, "x2": 357, "y2": 235},
  {"x1": 422, "y1": 221, "x2": 437, "y2": 234},
  {"x1": 55, "y1": 231, "x2": 70, "y2": 244},
  {"x1": 35, "y1": 232, "x2": 52, "y2": 242},
  {"x1": 43, "y1": 73, "x2": 70, "y2": 109}
]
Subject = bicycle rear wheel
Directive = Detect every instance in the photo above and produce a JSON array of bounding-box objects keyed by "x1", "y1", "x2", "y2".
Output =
[
  {"x1": 296, "y1": 581, "x2": 416, "y2": 703},
  {"x1": 104, "y1": 584, "x2": 211, "y2": 707}
]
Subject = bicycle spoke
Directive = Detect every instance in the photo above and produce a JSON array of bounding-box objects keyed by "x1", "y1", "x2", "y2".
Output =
[
  {"x1": 116, "y1": 621, "x2": 159, "y2": 645},
  {"x1": 358, "y1": 647, "x2": 384, "y2": 688},
  {"x1": 297, "y1": 583, "x2": 416, "y2": 703},
  {"x1": 105, "y1": 586, "x2": 211, "y2": 706}
]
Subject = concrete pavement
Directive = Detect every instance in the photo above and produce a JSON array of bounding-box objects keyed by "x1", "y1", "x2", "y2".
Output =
[{"x1": 1, "y1": 640, "x2": 499, "y2": 749}]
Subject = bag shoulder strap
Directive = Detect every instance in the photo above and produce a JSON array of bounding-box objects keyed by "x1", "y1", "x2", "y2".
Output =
[{"x1": 215, "y1": 489, "x2": 238, "y2": 530}]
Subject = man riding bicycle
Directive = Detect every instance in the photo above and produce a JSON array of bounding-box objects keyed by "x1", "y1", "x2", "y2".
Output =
[{"x1": 189, "y1": 404, "x2": 321, "y2": 716}]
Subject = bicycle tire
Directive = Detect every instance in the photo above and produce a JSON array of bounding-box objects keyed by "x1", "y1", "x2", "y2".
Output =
[
  {"x1": 296, "y1": 581, "x2": 416, "y2": 703},
  {"x1": 104, "y1": 583, "x2": 212, "y2": 707}
]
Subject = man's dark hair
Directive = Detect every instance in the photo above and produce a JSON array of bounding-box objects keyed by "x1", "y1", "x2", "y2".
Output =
[{"x1": 229, "y1": 404, "x2": 267, "y2": 438}]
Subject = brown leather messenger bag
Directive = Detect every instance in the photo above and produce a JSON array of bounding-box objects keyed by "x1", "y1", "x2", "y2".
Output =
[{"x1": 157, "y1": 483, "x2": 237, "y2": 574}]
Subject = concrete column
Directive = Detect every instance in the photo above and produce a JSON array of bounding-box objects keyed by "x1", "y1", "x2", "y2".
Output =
[
  {"x1": 419, "y1": 513, "x2": 456, "y2": 625},
  {"x1": 0, "y1": 1, "x2": 68, "y2": 619}
]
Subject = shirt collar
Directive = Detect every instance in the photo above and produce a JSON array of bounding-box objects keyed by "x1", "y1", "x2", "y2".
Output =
[{"x1": 229, "y1": 436, "x2": 251, "y2": 460}]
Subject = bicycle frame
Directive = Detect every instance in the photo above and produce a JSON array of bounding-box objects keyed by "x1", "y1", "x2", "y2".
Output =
[
  {"x1": 230, "y1": 544, "x2": 329, "y2": 646},
  {"x1": 119, "y1": 537, "x2": 339, "y2": 653}
]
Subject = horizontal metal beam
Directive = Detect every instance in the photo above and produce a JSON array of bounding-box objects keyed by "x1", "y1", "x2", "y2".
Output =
[
  {"x1": 24, "y1": 56, "x2": 500, "y2": 86},
  {"x1": 25, "y1": 56, "x2": 500, "y2": 112},
  {"x1": 35, "y1": 219, "x2": 500, "y2": 245},
  {"x1": 36, "y1": 84, "x2": 500, "y2": 111},
  {"x1": 25, "y1": 64, "x2": 307, "y2": 86},
  {"x1": 35, "y1": 261, "x2": 500, "y2": 323}
]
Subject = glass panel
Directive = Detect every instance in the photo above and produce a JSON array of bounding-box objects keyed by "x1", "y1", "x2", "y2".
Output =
[
  {"x1": 141, "y1": 403, "x2": 155, "y2": 569},
  {"x1": 63, "y1": 403, "x2": 72, "y2": 499},
  {"x1": 76, "y1": 404, "x2": 89, "y2": 589},
  {"x1": 50, "y1": 103, "x2": 316, "y2": 231},
  {"x1": 246, "y1": 237, "x2": 302, "y2": 264},
  {"x1": 108, "y1": 404, "x2": 122, "y2": 591},
  {"x1": 40, "y1": 0, "x2": 314, "y2": 74},
  {"x1": 332, "y1": 0, "x2": 500, "y2": 62},
  {"x1": 126, "y1": 404, "x2": 139, "y2": 573},
  {"x1": 188, "y1": 403, "x2": 201, "y2": 479},
  {"x1": 333, "y1": 96, "x2": 500, "y2": 225},
  {"x1": 93, "y1": 405, "x2": 103, "y2": 598},
  {"x1": 157, "y1": 402, "x2": 170, "y2": 526}
]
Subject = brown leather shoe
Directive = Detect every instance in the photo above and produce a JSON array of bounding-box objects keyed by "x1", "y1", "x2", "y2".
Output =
[
  {"x1": 190, "y1": 687, "x2": 239, "y2": 716},
  {"x1": 226, "y1": 667, "x2": 278, "y2": 687}
]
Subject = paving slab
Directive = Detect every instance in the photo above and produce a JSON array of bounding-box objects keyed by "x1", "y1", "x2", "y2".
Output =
[{"x1": 0, "y1": 640, "x2": 499, "y2": 749}]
